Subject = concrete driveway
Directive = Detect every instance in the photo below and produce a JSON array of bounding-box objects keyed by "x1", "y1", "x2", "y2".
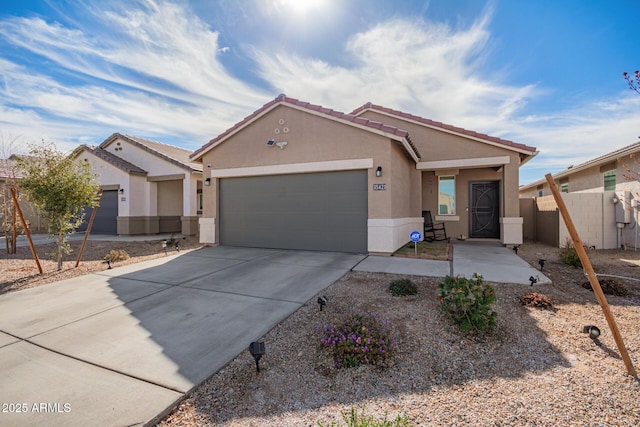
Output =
[{"x1": 0, "y1": 246, "x2": 366, "y2": 427}]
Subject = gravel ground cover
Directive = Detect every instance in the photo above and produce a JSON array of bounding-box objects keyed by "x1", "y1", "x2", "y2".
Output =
[
  {"x1": 158, "y1": 242, "x2": 640, "y2": 427},
  {"x1": 2, "y1": 239, "x2": 639, "y2": 426}
]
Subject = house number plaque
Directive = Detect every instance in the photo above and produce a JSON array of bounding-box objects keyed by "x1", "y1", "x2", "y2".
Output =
[{"x1": 373, "y1": 184, "x2": 386, "y2": 191}]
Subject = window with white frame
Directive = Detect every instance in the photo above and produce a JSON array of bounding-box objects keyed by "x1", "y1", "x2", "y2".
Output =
[
  {"x1": 604, "y1": 171, "x2": 616, "y2": 191},
  {"x1": 438, "y1": 175, "x2": 456, "y2": 215}
]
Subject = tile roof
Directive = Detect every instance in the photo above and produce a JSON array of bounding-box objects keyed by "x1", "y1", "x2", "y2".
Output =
[
  {"x1": 191, "y1": 94, "x2": 421, "y2": 161},
  {"x1": 519, "y1": 141, "x2": 640, "y2": 191},
  {"x1": 101, "y1": 133, "x2": 203, "y2": 172},
  {"x1": 350, "y1": 102, "x2": 538, "y2": 155},
  {"x1": 75, "y1": 145, "x2": 147, "y2": 175}
]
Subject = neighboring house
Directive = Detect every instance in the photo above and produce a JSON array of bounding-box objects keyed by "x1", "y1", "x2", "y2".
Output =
[
  {"x1": 191, "y1": 95, "x2": 538, "y2": 254},
  {"x1": 519, "y1": 142, "x2": 640, "y2": 249},
  {"x1": 73, "y1": 133, "x2": 203, "y2": 236},
  {"x1": 0, "y1": 157, "x2": 48, "y2": 233}
]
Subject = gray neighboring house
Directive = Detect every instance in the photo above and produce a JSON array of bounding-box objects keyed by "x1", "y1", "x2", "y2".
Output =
[
  {"x1": 73, "y1": 133, "x2": 203, "y2": 236},
  {"x1": 519, "y1": 142, "x2": 640, "y2": 249}
]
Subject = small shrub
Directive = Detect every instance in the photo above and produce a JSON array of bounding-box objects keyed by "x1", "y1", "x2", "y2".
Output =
[
  {"x1": 559, "y1": 238, "x2": 582, "y2": 267},
  {"x1": 582, "y1": 279, "x2": 629, "y2": 296},
  {"x1": 520, "y1": 292, "x2": 554, "y2": 309},
  {"x1": 438, "y1": 273, "x2": 497, "y2": 333},
  {"x1": 320, "y1": 311, "x2": 396, "y2": 368},
  {"x1": 104, "y1": 249, "x2": 130, "y2": 263},
  {"x1": 318, "y1": 405, "x2": 411, "y2": 427},
  {"x1": 389, "y1": 278, "x2": 417, "y2": 296}
]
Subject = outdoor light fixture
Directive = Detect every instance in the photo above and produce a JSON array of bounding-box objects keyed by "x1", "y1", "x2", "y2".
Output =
[
  {"x1": 538, "y1": 259, "x2": 546, "y2": 271},
  {"x1": 376, "y1": 166, "x2": 382, "y2": 177},
  {"x1": 162, "y1": 240, "x2": 168, "y2": 255},
  {"x1": 266, "y1": 139, "x2": 275, "y2": 147},
  {"x1": 512, "y1": 245, "x2": 519, "y2": 255},
  {"x1": 249, "y1": 341, "x2": 266, "y2": 373},
  {"x1": 204, "y1": 178, "x2": 211, "y2": 186},
  {"x1": 529, "y1": 275, "x2": 538, "y2": 286},
  {"x1": 317, "y1": 295, "x2": 328, "y2": 311},
  {"x1": 119, "y1": 188, "x2": 124, "y2": 194},
  {"x1": 106, "y1": 259, "x2": 112, "y2": 269},
  {"x1": 583, "y1": 325, "x2": 601, "y2": 340}
]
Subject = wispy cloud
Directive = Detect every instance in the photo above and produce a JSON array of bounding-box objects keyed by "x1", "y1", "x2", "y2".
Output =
[
  {"x1": 0, "y1": 0, "x2": 270, "y2": 152},
  {"x1": 0, "y1": 0, "x2": 638, "y2": 184}
]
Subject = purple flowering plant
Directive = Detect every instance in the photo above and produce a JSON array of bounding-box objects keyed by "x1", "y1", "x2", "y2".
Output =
[{"x1": 320, "y1": 311, "x2": 396, "y2": 368}]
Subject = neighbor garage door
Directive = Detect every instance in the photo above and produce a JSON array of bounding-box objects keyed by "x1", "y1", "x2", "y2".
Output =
[
  {"x1": 78, "y1": 190, "x2": 118, "y2": 235},
  {"x1": 219, "y1": 171, "x2": 368, "y2": 253}
]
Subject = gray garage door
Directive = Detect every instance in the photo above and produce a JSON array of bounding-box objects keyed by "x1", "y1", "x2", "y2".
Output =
[
  {"x1": 78, "y1": 190, "x2": 118, "y2": 235},
  {"x1": 220, "y1": 171, "x2": 368, "y2": 253}
]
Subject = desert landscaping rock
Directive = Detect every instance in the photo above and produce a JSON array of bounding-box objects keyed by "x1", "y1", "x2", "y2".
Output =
[{"x1": 2, "y1": 240, "x2": 639, "y2": 426}]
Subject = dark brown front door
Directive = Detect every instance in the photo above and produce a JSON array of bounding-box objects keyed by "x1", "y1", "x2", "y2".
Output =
[{"x1": 470, "y1": 181, "x2": 500, "y2": 238}]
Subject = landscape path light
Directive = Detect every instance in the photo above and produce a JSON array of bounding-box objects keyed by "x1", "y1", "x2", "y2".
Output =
[
  {"x1": 249, "y1": 341, "x2": 265, "y2": 373},
  {"x1": 317, "y1": 296, "x2": 328, "y2": 311}
]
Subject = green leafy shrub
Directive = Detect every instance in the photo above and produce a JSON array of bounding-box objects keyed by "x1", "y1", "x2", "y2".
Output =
[
  {"x1": 438, "y1": 273, "x2": 497, "y2": 333},
  {"x1": 519, "y1": 292, "x2": 554, "y2": 310},
  {"x1": 388, "y1": 278, "x2": 417, "y2": 296},
  {"x1": 104, "y1": 249, "x2": 130, "y2": 263},
  {"x1": 559, "y1": 238, "x2": 582, "y2": 267},
  {"x1": 318, "y1": 405, "x2": 411, "y2": 427},
  {"x1": 320, "y1": 311, "x2": 396, "y2": 368}
]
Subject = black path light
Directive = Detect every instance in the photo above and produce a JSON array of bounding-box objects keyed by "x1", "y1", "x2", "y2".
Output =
[
  {"x1": 106, "y1": 259, "x2": 112, "y2": 269},
  {"x1": 249, "y1": 341, "x2": 265, "y2": 373},
  {"x1": 317, "y1": 296, "x2": 328, "y2": 311},
  {"x1": 529, "y1": 275, "x2": 538, "y2": 286},
  {"x1": 538, "y1": 258, "x2": 546, "y2": 271},
  {"x1": 583, "y1": 325, "x2": 601, "y2": 340},
  {"x1": 512, "y1": 245, "x2": 519, "y2": 255}
]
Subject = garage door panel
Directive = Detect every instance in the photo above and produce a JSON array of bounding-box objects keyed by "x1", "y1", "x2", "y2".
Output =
[
  {"x1": 78, "y1": 190, "x2": 118, "y2": 235},
  {"x1": 220, "y1": 171, "x2": 367, "y2": 253}
]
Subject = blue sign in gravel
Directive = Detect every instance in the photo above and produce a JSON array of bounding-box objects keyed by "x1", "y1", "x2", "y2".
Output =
[{"x1": 410, "y1": 230, "x2": 422, "y2": 242}]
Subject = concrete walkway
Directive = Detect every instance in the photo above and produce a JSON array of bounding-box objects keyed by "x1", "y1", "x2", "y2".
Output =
[
  {"x1": 354, "y1": 241, "x2": 551, "y2": 285},
  {"x1": 0, "y1": 246, "x2": 366, "y2": 427}
]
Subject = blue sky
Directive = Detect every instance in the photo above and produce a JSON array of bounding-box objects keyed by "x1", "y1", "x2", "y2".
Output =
[{"x1": 0, "y1": 0, "x2": 639, "y2": 184}]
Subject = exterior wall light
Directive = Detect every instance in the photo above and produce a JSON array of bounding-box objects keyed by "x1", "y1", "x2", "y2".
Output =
[
  {"x1": 204, "y1": 178, "x2": 211, "y2": 186},
  {"x1": 119, "y1": 188, "x2": 124, "y2": 194},
  {"x1": 376, "y1": 166, "x2": 382, "y2": 177}
]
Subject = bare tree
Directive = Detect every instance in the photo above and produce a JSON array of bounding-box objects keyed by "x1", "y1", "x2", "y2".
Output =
[{"x1": 623, "y1": 70, "x2": 640, "y2": 95}]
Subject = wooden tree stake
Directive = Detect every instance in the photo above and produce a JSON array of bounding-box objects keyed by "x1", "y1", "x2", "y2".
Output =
[
  {"x1": 10, "y1": 187, "x2": 43, "y2": 274},
  {"x1": 75, "y1": 190, "x2": 102, "y2": 267},
  {"x1": 545, "y1": 174, "x2": 636, "y2": 377}
]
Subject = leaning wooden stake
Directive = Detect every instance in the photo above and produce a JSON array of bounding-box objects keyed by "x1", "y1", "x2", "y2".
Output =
[
  {"x1": 545, "y1": 174, "x2": 636, "y2": 377},
  {"x1": 10, "y1": 187, "x2": 43, "y2": 274},
  {"x1": 75, "y1": 190, "x2": 102, "y2": 267}
]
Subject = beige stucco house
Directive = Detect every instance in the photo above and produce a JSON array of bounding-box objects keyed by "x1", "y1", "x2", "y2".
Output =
[
  {"x1": 519, "y1": 142, "x2": 640, "y2": 249},
  {"x1": 191, "y1": 95, "x2": 538, "y2": 254},
  {"x1": 73, "y1": 133, "x2": 203, "y2": 236}
]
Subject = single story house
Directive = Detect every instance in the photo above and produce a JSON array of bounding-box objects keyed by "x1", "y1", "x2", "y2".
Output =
[
  {"x1": 73, "y1": 133, "x2": 203, "y2": 236},
  {"x1": 519, "y1": 142, "x2": 640, "y2": 249},
  {"x1": 191, "y1": 95, "x2": 538, "y2": 254}
]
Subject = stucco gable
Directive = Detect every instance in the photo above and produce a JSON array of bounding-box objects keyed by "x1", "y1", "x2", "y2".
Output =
[
  {"x1": 191, "y1": 95, "x2": 421, "y2": 162},
  {"x1": 100, "y1": 133, "x2": 202, "y2": 173},
  {"x1": 351, "y1": 103, "x2": 537, "y2": 157},
  {"x1": 73, "y1": 145, "x2": 147, "y2": 175}
]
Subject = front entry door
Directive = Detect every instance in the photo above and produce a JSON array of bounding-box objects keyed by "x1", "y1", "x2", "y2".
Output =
[{"x1": 470, "y1": 181, "x2": 500, "y2": 238}]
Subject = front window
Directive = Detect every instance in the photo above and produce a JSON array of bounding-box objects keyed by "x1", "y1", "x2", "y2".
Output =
[
  {"x1": 197, "y1": 190, "x2": 203, "y2": 213},
  {"x1": 604, "y1": 171, "x2": 616, "y2": 191},
  {"x1": 438, "y1": 175, "x2": 456, "y2": 215}
]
